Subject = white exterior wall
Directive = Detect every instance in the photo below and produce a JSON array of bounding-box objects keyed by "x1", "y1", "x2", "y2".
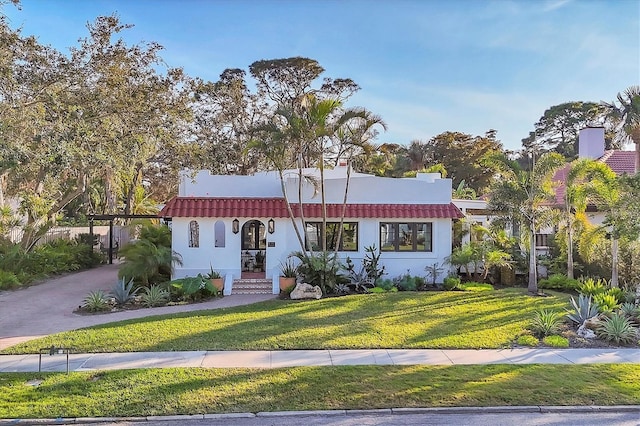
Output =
[{"x1": 171, "y1": 167, "x2": 457, "y2": 292}]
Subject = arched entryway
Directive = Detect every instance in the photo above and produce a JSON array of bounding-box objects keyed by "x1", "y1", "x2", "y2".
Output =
[{"x1": 240, "y1": 220, "x2": 266, "y2": 278}]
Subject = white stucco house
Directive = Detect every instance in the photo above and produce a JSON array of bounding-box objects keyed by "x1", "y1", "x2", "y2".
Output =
[{"x1": 159, "y1": 166, "x2": 463, "y2": 295}]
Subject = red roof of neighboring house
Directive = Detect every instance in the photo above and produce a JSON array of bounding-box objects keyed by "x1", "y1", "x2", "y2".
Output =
[
  {"x1": 160, "y1": 197, "x2": 464, "y2": 219},
  {"x1": 551, "y1": 150, "x2": 637, "y2": 206}
]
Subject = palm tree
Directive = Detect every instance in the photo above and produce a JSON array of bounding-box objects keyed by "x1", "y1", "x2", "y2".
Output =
[
  {"x1": 487, "y1": 152, "x2": 565, "y2": 294},
  {"x1": 603, "y1": 86, "x2": 640, "y2": 173}
]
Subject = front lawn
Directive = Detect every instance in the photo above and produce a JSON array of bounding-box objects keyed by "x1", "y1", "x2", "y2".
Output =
[
  {"x1": 3, "y1": 289, "x2": 569, "y2": 353},
  {"x1": 1, "y1": 365, "x2": 638, "y2": 418}
]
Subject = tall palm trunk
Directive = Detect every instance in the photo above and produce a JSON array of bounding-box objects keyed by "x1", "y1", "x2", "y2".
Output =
[
  {"x1": 611, "y1": 237, "x2": 619, "y2": 288},
  {"x1": 567, "y1": 219, "x2": 574, "y2": 280},
  {"x1": 528, "y1": 221, "x2": 538, "y2": 294}
]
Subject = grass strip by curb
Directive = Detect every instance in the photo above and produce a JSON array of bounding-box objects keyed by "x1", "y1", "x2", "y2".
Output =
[{"x1": 1, "y1": 364, "x2": 638, "y2": 418}]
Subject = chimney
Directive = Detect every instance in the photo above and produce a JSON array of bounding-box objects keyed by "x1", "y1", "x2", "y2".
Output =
[{"x1": 578, "y1": 127, "x2": 605, "y2": 159}]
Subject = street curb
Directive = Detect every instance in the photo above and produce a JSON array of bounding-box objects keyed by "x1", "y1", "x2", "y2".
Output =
[{"x1": 2, "y1": 405, "x2": 640, "y2": 424}]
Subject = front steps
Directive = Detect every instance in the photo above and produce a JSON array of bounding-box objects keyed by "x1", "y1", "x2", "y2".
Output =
[{"x1": 232, "y1": 278, "x2": 273, "y2": 294}]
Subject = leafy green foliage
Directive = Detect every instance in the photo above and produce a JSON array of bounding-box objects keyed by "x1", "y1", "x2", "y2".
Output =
[
  {"x1": 279, "y1": 259, "x2": 297, "y2": 278},
  {"x1": 0, "y1": 269, "x2": 20, "y2": 289},
  {"x1": 578, "y1": 277, "x2": 608, "y2": 297},
  {"x1": 118, "y1": 224, "x2": 181, "y2": 286},
  {"x1": 542, "y1": 335, "x2": 569, "y2": 348},
  {"x1": 530, "y1": 309, "x2": 564, "y2": 338},
  {"x1": 606, "y1": 287, "x2": 626, "y2": 305},
  {"x1": 374, "y1": 278, "x2": 396, "y2": 292},
  {"x1": 110, "y1": 277, "x2": 139, "y2": 306},
  {"x1": 170, "y1": 274, "x2": 215, "y2": 301},
  {"x1": 597, "y1": 313, "x2": 638, "y2": 344},
  {"x1": 516, "y1": 334, "x2": 539, "y2": 347},
  {"x1": 293, "y1": 251, "x2": 346, "y2": 295},
  {"x1": 443, "y1": 276, "x2": 460, "y2": 291},
  {"x1": 593, "y1": 293, "x2": 620, "y2": 313},
  {"x1": 393, "y1": 272, "x2": 418, "y2": 291},
  {"x1": 344, "y1": 257, "x2": 374, "y2": 293},
  {"x1": 140, "y1": 285, "x2": 170, "y2": 308},
  {"x1": 538, "y1": 274, "x2": 580, "y2": 291},
  {"x1": 566, "y1": 294, "x2": 600, "y2": 325},
  {"x1": 82, "y1": 290, "x2": 110, "y2": 312},
  {"x1": 363, "y1": 245, "x2": 385, "y2": 282}
]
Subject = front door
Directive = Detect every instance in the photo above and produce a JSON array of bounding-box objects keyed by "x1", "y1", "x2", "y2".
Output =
[{"x1": 241, "y1": 220, "x2": 266, "y2": 278}]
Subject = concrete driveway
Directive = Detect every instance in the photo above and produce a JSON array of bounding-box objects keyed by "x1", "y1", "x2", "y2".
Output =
[{"x1": 0, "y1": 264, "x2": 275, "y2": 350}]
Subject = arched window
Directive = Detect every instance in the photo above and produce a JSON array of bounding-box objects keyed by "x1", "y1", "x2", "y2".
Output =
[
  {"x1": 241, "y1": 220, "x2": 266, "y2": 250},
  {"x1": 214, "y1": 220, "x2": 225, "y2": 247},
  {"x1": 189, "y1": 220, "x2": 199, "y2": 248}
]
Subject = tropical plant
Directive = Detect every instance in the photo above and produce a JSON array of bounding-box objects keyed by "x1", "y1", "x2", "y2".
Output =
[
  {"x1": 82, "y1": 290, "x2": 110, "y2": 312},
  {"x1": 593, "y1": 293, "x2": 620, "y2": 313},
  {"x1": 578, "y1": 277, "x2": 608, "y2": 297},
  {"x1": 118, "y1": 224, "x2": 183, "y2": 286},
  {"x1": 603, "y1": 86, "x2": 640, "y2": 173},
  {"x1": 566, "y1": 294, "x2": 600, "y2": 325},
  {"x1": 530, "y1": 309, "x2": 564, "y2": 337},
  {"x1": 596, "y1": 313, "x2": 638, "y2": 344},
  {"x1": 205, "y1": 265, "x2": 221, "y2": 279},
  {"x1": 0, "y1": 269, "x2": 20, "y2": 289},
  {"x1": 606, "y1": 287, "x2": 626, "y2": 305},
  {"x1": 110, "y1": 277, "x2": 139, "y2": 306},
  {"x1": 487, "y1": 152, "x2": 565, "y2": 294},
  {"x1": 171, "y1": 274, "x2": 215, "y2": 301},
  {"x1": 292, "y1": 250, "x2": 345, "y2": 294},
  {"x1": 279, "y1": 259, "x2": 298, "y2": 278},
  {"x1": 344, "y1": 257, "x2": 374, "y2": 293},
  {"x1": 424, "y1": 262, "x2": 446, "y2": 286},
  {"x1": 140, "y1": 285, "x2": 170, "y2": 308},
  {"x1": 374, "y1": 278, "x2": 396, "y2": 292},
  {"x1": 362, "y1": 244, "x2": 385, "y2": 282},
  {"x1": 619, "y1": 302, "x2": 640, "y2": 320}
]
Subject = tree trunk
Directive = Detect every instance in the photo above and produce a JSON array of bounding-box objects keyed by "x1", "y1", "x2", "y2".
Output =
[
  {"x1": 611, "y1": 237, "x2": 619, "y2": 288},
  {"x1": 278, "y1": 169, "x2": 306, "y2": 253},
  {"x1": 528, "y1": 222, "x2": 538, "y2": 294},
  {"x1": 567, "y1": 219, "x2": 574, "y2": 280}
]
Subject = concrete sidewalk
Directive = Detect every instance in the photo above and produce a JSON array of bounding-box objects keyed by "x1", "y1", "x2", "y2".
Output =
[{"x1": 1, "y1": 348, "x2": 639, "y2": 373}]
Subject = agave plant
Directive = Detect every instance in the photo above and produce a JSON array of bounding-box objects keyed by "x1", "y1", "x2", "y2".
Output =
[
  {"x1": 110, "y1": 277, "x2": 140, "y2": 306},
  {"x1": 619, "y1": 302, "x2": 640, "y2": 320},
  {"x1": 530, "y1": 309, "x2": 564, "y2": 338},
  {"x1": 566, "y1": 294, "x2": 600, "y2": 325},
  {"x1": 82, "y1": 290, "x2": 110, "y2": 312},
  {"x1": 597, "y1": 313, "x2": 638, "y2": 345},
  {"x1": 140, "y1": 285, "x2": 170, "y2": 308}
]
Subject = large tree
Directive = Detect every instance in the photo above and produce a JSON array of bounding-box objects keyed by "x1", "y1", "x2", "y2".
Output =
[
  {"x1": 487, "y1": 152, "x2": 565, "y2": 294},
  {"x1": 603, "y1": 86, "x2": 640, "y2": 173}
]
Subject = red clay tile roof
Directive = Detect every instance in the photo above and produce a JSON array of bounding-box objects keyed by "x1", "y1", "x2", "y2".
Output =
[
  {"x1": 160, "y1": 197, "x2": 464, "y2": 219},
  {"x1": 600, "y1": 150, "x2": 637, "y2": 175},
  {"x1": 551, "y1": 150, "x2": 637, "y2": 206}
]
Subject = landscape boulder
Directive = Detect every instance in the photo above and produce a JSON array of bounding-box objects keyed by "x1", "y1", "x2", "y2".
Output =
[
  {"x1": 577, "y1": 323, "x2": 597, "y2": 339},
  {"x1": 290, "y1": 283, "x2": 322, "y2": 300}
]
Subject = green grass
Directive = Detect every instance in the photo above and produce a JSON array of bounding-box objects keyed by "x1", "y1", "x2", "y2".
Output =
[
  {"x1": 1, "y1": 365, "x2": 638, "y2": 418},
  {"x1": 458, "y1": 282, "x2": 494, "y2": 292},
  {"x1": 3, "y1": 289, "x2": 570, "y2": 354}
]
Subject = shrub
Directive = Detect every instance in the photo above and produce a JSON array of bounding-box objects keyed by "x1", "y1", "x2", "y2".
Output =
[
  {"x1": 516, "y1": 334, "x2": 539, "y2": 347},
  {"x1": 578, "y1": 277, "x2": 608, "y2": 298},
  {"x1": 606, "y1": 287, "x2": 626, "y2": 305},
  {"x1": 443, "y1": 276, "x2": 460, "y2": 291},
  {"x1": 82, "y1": 290, "x2": 110, "y2": 312},
  {"x1": 619, "y1": 302, "x2": 640, "y2": 320},
  {"x1": 140, "y1": 285, "x2": 170, "y2": 308},
  {"x1": 110, "y1": 277, "x2": 139, "y2": 306},
  {"x1": 170, "y1": 274, "x2": 215, "y2": 301},
  {"x1": 394, "y1": 272, "x2": 418, "y2": 291},
  {"x1": 0, "y1": 269, "x2": 20, "y2": 289},
  {"x1": 597, "y1": 313, "x2": 638, "y2": 345},
  {"x1": 530, "y1": 309, "x2": 564, "y2": 337},
  {"x1": 293, "y1": 251, "x2": 346, "y2": 295},
  {"x1": 374, "y1": 278, "x2": 395, "y2": 292},
  {"x1": 538, "y1": 274, "x2": 580, "y2": 291},
  {"x1": 543, "y1": 335, "x2": 569, "y2": 348},
  {"x1": 566, "y1": 294, "x2": 600, "y2": 325},
  {"x1": 458, "y1": 282, "x2": 493, "y2": 292},
  {"x1": 593, "y1": 293, "x2": 620, "y2": 313}
]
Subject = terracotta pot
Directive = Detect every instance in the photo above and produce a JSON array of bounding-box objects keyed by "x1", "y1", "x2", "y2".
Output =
[
  {"x1": 279, "y1": 277, "x2": 296, "y2": 292},
  {"x1": 210, "y1": 278, "x2": 224, "y2": 292}
]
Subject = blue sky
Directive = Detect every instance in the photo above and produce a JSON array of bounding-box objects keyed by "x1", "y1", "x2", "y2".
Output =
[{"x1": 4, "y1": 0, "x2": 639, "y2": 151}]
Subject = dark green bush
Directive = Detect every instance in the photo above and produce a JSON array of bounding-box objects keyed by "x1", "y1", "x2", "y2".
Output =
[
  {"x1": 394, "y1": 273, "x2": 418, "y2": 291},
  {"x1": 443, "y1": 276, "x2": 460, "y2": 291},
  {"x1": 374, "y1": 278, "x2": 396, "y2": 291},
  {"x1": 538, "y1": 274, "x2": 580, "y2": 291},
  {"x1": 0, "y1": 269, "x2": 20, "y2": 289}
]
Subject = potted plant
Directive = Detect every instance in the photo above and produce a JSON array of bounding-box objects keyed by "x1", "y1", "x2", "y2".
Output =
[
  {"x1": 254, "y1": 251, "x2": 265, "y2": 272},
  {"x1": 279, "y1": 259, "x2": 297, "y2": 292},
  {"x1": 206, "y1": 265, "x2": 224, "y2": 292}
]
